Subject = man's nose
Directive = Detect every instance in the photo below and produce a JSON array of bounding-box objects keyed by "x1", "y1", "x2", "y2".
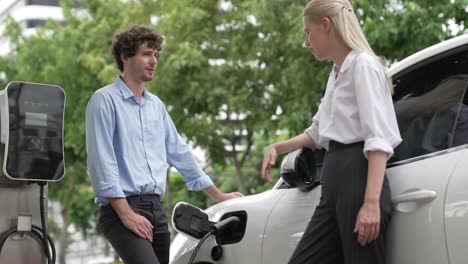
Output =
[
  {"x1": 303, "y1": 39, "x2": 310, "y2": 48},
  {"x1": 150, "y1": 56, "x2": 157, "y2": 65}
]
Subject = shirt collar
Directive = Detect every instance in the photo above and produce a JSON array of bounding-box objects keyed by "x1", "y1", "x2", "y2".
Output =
[
  {"x1": 115, "y1": 76, "x2": 152, "y2": 102},
  {"x1": 333, "y1": 49, "x2": 360, "y2": 74}
]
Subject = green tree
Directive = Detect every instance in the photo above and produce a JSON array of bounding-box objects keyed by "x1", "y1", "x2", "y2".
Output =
[{"x1": 0, "y1": 0, "x2": 466, "y2": 261}]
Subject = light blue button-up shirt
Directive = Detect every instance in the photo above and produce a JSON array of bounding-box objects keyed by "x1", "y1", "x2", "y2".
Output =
[{"x1": 86, "y1": 77, "x2": 213, "y2": 206}]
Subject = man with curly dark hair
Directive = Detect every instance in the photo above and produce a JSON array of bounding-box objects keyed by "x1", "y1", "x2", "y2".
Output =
[{"x1": 85, "y1": 25, "x2": 243, "y2": 264}]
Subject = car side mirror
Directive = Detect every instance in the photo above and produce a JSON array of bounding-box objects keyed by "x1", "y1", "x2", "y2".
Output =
[{"x1": 280, "y1": 148, "x2": 323, "y2": 190}]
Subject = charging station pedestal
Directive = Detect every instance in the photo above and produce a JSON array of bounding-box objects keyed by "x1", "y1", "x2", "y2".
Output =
[
  {"x1": 0, "y1": 183, "x2": 47, "y2": 263},
  {"x1": 0, "y1": 81, "x2": 65, "y2": 264}
]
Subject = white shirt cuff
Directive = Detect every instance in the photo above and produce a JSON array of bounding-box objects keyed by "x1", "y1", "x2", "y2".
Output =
[
  {"x1": 305, "y1": 125, "x2": 322, "y2": 149},
  {"x1": 363, "y1": 137, "x2": 394, "y2": 160}
]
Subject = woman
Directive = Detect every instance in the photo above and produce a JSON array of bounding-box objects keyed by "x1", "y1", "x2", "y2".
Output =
[{"x1": 261, "y1": 1, "x2": 402, "y2": 263}]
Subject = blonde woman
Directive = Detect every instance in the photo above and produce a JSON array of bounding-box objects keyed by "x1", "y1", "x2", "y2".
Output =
[{"x1": 261, "y1": 0, "x2": 402, "y2": 263}]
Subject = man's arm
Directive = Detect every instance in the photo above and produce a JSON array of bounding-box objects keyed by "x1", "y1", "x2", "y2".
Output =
[
  {"x1": 162, "y1": 107, "x2": 243, "y2": 200},
  {"x1": 86, "y1": 93, "x2": 124, "y2": 198}
]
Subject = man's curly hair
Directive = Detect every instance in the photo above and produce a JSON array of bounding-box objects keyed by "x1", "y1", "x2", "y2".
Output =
[{"x1": 112, "y1": 25, "x2": 164, "y2": 72}]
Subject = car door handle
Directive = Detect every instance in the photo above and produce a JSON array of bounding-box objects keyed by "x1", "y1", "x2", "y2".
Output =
[{"x1": 392, "y1": 189, "x2": 437, "y2": 205}]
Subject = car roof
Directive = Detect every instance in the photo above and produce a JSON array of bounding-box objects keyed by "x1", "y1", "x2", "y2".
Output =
[{"x1": 389, "y1": 33, "x2": 468, "y2": 76}]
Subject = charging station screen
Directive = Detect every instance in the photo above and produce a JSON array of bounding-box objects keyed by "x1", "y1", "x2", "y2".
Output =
[
  {"x1": 25, "y1": 112, "x2": 47, "y2": 127},
  {"x1": 5, "y1": 82, "x2": 65, "y2": 181}
]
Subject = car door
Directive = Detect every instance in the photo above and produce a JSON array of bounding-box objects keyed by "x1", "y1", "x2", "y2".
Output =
[
  {"x1": 261, "y1": 183, "x2": 322, "y2": 264},
  {"x1": 261, "y1": 150, "x2": 325, "y2": 264},
  {"x1": 443, "y1": 50, "x2": 468, "y2": 264},
  {"x1": 386, "y1": 44, "x2": 468, "y2": 264},
  {"x1": 445, "y1": 144, "x2": 468, "y2": 264}
]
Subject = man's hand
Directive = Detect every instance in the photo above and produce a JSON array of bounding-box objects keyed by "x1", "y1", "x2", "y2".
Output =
[
  {"x1": 109, "y1": 198, "x2": 154, "y2": 242},
  {"x1": 204, "y1": 185, "x2": 244, "y2": 203},
  {"x1": 214, "y1": 192, "x2": 244, "y2": 203},
  {"x1": 120, "y1": 210, "x2": 154, "y2": 242}
]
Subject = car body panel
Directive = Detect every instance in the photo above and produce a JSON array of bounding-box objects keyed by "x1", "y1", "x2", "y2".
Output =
[
  {"x1": 261, "y1": 186, "x2": 321, "y2": 263},
  {"x1": 386, "y1": 148, "x2": 463, "y2": 264},
  {"x1": 444, "y1": 147, "x2": 468, "y2": 264}
]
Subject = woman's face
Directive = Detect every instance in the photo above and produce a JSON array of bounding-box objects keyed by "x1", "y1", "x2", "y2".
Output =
[{"x1": 303, "y1": 16, "x2": 330, "y2": 61}]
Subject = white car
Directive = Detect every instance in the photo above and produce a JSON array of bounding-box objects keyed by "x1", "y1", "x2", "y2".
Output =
[{"x1": 170, "y1": 33, "x2": 468, "y2": 264}]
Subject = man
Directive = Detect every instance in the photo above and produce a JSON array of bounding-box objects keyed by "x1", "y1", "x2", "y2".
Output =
[{"x1": 86, "y1": 25, "x2": 243, "y2": 264}]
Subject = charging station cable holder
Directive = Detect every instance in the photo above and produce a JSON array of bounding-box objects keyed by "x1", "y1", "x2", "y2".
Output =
[{"x1": 11, "y1": 214, "x2": 32, "y2": 241}]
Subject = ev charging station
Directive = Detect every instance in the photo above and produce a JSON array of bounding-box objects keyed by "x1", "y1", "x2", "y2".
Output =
[{"x1": 0, "y1": 81, "x2": 65, "y2": 264}]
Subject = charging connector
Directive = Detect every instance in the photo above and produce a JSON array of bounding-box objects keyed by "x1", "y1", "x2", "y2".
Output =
[{"x1": 188, "y1": 216, "x2": 241, "y2": 264}]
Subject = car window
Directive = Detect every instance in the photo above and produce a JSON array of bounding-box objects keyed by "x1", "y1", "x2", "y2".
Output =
[{"x1": 390, "y1": 47, "x2": 468, "y2": 164}]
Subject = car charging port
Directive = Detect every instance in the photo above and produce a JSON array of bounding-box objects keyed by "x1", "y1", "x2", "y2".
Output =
[
  {"x1": 188, "y1": 215, "x2": 241, "y2": 264},
  {"x1": 214, "y1": 211, "x2": 247, "y2": 245},
  {"x1": 171, "y1": 203, "x2": 248, "y2": 264}
]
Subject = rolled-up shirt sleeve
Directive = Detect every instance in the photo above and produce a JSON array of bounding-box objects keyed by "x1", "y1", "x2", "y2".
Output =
[
  {"x1": 305, "y1": 105, "x2": 323, "y2": 149},
  {"x1": 162, "y1": 107, "x2": 214, "y2": 191},
  {"x1": 353, "y1": 63, "x2": 402, "y2": 159},
  {"x1": 86, "y1": 93, "x2": 125, "y2": 199}
]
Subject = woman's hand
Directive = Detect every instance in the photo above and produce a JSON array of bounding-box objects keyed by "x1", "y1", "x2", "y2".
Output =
[
  {"x1": 261, "y1": 133, "x2": 316, "y2": 183},
  {"x1": 354, "y1": 201, "x2": 380, "y2": 246},
  {"x1": 262, "y1": 145, "x2": 277, "y2": 183},
  {"x1": 355, "y1": 150, "x2": 387, "y2": 246}
]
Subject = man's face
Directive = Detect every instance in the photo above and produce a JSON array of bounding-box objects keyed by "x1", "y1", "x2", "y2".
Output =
[{"x1": 123, "y1": 42, "x2": 159, "y2": 82}]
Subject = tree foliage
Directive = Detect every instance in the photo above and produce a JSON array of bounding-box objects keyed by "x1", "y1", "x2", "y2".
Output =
[{"x1": 0, "y1": 0, "x2": 466, "y2": 261}]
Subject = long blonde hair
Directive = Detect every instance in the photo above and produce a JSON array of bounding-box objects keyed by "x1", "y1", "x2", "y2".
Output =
[{"x1": 303, "y1": 0, "x2": 393, "y2": 93}]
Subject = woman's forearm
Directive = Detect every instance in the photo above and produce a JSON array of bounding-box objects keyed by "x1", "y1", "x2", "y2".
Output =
[
  {"x1": 364, "y1": 151, "x2": 388, "y2": 204},
  {"x1": 273, "y1": 133, "x2": 317, "y2": 154}
]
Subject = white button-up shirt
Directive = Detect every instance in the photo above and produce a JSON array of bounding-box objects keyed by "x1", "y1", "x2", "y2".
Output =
[{"x1": 305, "y1": 50, "x2": 402, "y2": 159}]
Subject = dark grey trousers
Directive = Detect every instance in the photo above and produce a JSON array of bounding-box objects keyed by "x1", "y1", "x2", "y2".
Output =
[
  {"x1": 98, "y1": 194, "x2": 170, "y2": 264},
  {"x1": 289, "y1": 141, "x2": 393, "y2": 264}
]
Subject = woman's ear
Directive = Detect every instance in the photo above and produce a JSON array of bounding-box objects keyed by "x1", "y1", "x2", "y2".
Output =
[{"x1": 321, "y1": 17, "x2": 332, "y2": 33}]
